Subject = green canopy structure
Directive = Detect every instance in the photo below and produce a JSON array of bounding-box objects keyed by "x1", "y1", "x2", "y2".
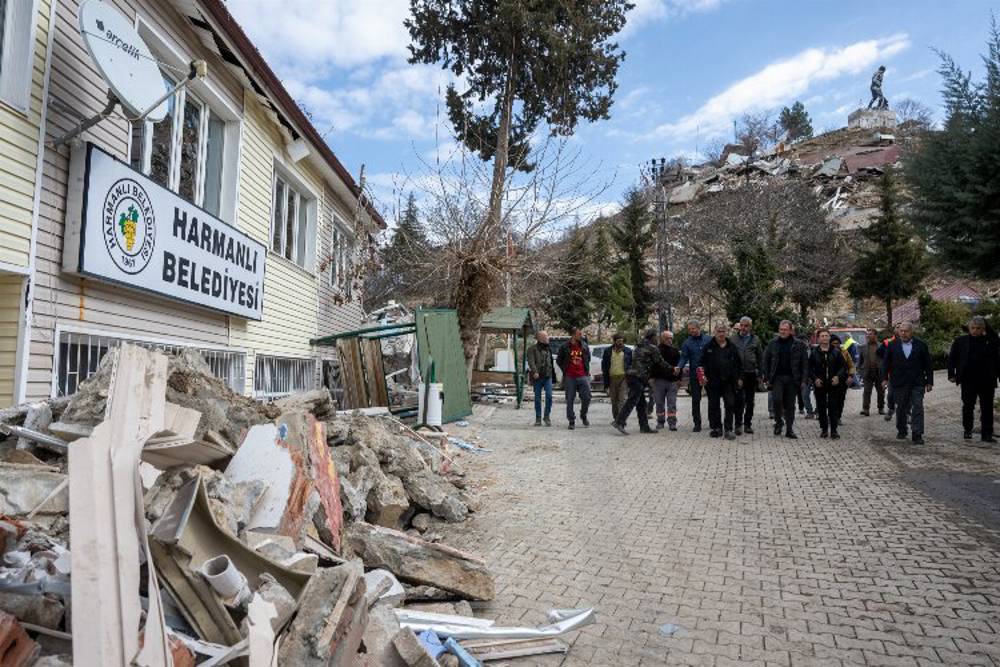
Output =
[{"x1": 473, "y1": 307, "x2": 534, "y2": 408}]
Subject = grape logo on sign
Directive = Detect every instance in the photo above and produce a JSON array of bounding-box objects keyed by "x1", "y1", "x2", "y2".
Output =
[{"x1": 102, "y1": 178, "x2": 155, "y2": 274}]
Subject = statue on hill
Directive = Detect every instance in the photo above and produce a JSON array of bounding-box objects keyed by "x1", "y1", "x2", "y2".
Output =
[{"x1": 868, "y1": 65, "x2": 889, "y2": 110}]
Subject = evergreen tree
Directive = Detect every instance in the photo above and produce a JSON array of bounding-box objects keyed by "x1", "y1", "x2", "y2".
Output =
[
  {"x1": 848, "y1": 169, "x2": 929, "y2": 326},
  {"x1": 905, "y1": 17, "x2": 1000, "y2": 279},
  {"x1": 778, "y1": 101, "x2": 813, "y2": 141},
  {"x1": 606, "y1": 266, "x2": 638, "y2": 341},
  {"x1": 544, "y1": 227, "x2": 595, "y2": 332},
  {"x1": 370, "y1": 194, "x2": 428, "y2": 305},
  {"x1": 610, "y1": 188, "x2": 654, "y2": 336},
  {"x1": 588, "y1": 222, "x2": 616, "y2": 330},
  {"x1": 405, "y1": 0, "x2": 633, "y2": 365},
  {"x1": 715, "y1": 237, "x2": 785, "y2": 334}
]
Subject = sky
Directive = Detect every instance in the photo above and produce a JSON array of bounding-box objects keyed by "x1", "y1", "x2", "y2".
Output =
[{"x1": 226, "y1": 0, "x2": 998, "y2": 227}]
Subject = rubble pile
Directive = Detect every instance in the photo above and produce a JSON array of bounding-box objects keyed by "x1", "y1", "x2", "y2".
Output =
[
  {"x1": 0, "y1": 344, "x2": 590, "y2": 666},
  {"x1": 660, "y1": 125, "x2": 908, "y2": 231}
]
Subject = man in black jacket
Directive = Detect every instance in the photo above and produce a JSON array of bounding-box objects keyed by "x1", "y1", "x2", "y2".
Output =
[
  {"x1": 808, "y1": 329, "x2": 849, "y2": 439},
  {"x1": 615, "y1": 329, "x2": 673, "y2": 435},
  {"x1": 881, "y1": 321, "x2": 933, "y2": 444},
  {"x1": 699, "y1": 323, "x2": 743, "y2": 440},
  {"x1": 948, "y1": 316, "x2": 999, "y2": 443},
  {"x1": 730, "y1": 316, "x2": 763, "y2": 435},
  {"x1": 653, "y1": 330, "x2": 682, "y2": 431},
  {"x1": 763, "y1": 320, "x2": 808, "y2": 438}
]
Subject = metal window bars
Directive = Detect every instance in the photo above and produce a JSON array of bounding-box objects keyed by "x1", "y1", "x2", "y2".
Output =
[
  {"x1": 56, "y1": 331, "x2": 246, "y2": 397},
  {"x1": 253, "y1": 355, "x2": 317, "y2": 400}
]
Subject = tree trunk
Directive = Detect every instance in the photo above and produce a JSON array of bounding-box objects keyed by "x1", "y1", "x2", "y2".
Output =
[
  {"x1": 454, "y1": 55, "x2": 518, "y2": 376},
  {"x1": 799, "y1": 302, "x2": 807, "y2": 324},
  {"x1": 886, "y1": 298, "x2": 893, "y2": 328}
]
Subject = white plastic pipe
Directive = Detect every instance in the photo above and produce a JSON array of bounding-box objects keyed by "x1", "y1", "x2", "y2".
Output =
[{"x1": 200, "y1": 555, "x2": 249, "y2": 603}]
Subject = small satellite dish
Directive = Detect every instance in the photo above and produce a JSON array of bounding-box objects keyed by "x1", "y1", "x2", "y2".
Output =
[{"x1": 78, "y1": 0, "x2": 168, "y2": 122}]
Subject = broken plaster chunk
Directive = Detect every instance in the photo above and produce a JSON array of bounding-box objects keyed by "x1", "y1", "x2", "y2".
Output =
[{"x1": 392, "y1": 628, "x2": 442, "y2": 667}]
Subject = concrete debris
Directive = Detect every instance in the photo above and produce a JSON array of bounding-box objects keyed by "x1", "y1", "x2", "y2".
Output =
[
  {"x1": 345, "y1": 523, "x2": 495, "y2": 601},
  {"x1": 277, "y1": 561, "x2": 368, "y2": 667},
  {"x1": 392, "y1": 627, "x2": 443, "y2": 667},
  {"x1": 0, "y1": 464, "x2": 68, "y2": 516},
  {"x1": 0, "y1": 610, "x2": 40, "y2": 666},
  {"x1": 0, "y1": 346, "x2": 501, "y2": 665}
]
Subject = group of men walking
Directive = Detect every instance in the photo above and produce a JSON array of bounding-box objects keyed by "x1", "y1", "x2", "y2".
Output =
[{"x1": 524, "y1": 315, "x2": 998, "y2": 445}]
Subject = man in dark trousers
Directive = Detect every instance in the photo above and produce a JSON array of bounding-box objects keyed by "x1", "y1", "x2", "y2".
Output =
[
  {"x1": 526, "y1": 330, "x2": 556, "y2": 427},
  {"x1": 615, "y1": 329, "x2": 673, "y2": 436},
  {"x1": 948, "y1": 316, "x2": 999, "y2": 443},
  {"x1": 677, "y1": 319, "x2": 710, "y2": 432},
  {"x1": 699, "y1": 322, "x2": 743, "y2": 440},
  {"x1": 763, "y1": 320, "x2": 808, "y2": 439},
  {"x1": 809, "y1": 329, "x2": 849, "y2": 439},
  {"x1": 881, "y1": 321, "x2": 933, "y2": 445},
  {"x1": 556, "y1": 328, "x2": 591, "y2": 430},
  {"x1": 859, "y1": 326, "x2": 885, "y2": 416},
  {"x1": 601, "y1": 333, "x2": 632, "y2": 424},
  {"x1": 730, "y1": 316, "x2": 763, "y2": 435}
]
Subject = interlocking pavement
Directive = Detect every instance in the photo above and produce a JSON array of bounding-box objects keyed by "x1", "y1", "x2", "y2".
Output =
[{"x1": 440, "y1": 374, "x2": 1000, "y2": 666}]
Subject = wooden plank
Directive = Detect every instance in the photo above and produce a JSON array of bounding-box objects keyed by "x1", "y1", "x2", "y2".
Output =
[{"x1": 362, "y1": 338, "x2": 388, "y2": 407}]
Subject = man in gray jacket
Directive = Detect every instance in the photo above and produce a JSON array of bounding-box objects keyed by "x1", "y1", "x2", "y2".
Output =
[
  {"x1": 730, "y1": 316, "x2": 764, "y2": 435},
  {"x1": 527, "y1": 330, "x2": 555, "y2": 427}
]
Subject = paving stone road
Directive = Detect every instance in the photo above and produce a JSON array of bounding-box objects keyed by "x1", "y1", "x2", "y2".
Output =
[{"x1": 440, "y1": 373, "x2": 1000, "y2": 666}]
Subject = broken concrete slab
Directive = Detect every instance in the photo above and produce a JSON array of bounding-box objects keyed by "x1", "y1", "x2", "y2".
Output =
[
  {"x1": 273, "y1": 388, "x2": 336, "y2": 421},
  {"x1": 668, "y1": 181, "x2": 701, "y2": 204},
  {"x1": 362, "y1": 603, "x2": 406, "y2": 667},
  {"x1": 411, "y1": 513, "x2": 431, "y2": 533},
  {"x1": 0, "y1": 592, "x2": 64, "y2": 629},
  {"x1": 392, "y1": 628, "x2": 442, "y2": 667},
  {"x1": 401, "y1": 470, "x2": 468, "y2": 523},
  {"x1": 226, "y1": 412, "x2": 343, "y2": 550},
  {"x1": 345, "y1": 523, "x2": 495, "y2": 601},
  {"x1": 277, "y1": 561, "x2": 368, "y2": 667},
  {"x1": 367, "y1": 471, "x2": 410, "y2": 529},
  {"x1": 16, "y1": 403, "x2": 52, "y2": 451},
  {"x1": 0, "y1": 463, "x2": 67, "y2": 516},
  {"x1": 364, "y1": 569, "x2": 406, "y2": 608}
]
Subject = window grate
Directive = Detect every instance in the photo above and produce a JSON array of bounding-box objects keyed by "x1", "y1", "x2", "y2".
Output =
[
  {"x1": 56, "y1": 331, "x2": 245, "y2": 397},
  {"x1": 254, "y1": 355, "x2": 316, "y2": 399}
]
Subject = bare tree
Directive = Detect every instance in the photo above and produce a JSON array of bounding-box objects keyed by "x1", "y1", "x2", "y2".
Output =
[
  {"x1": 386, "y1": 137, "x2": 612, "y2": 371},
  {"x1": 701, "y1": 137, "x2": 729, "y2": 165},
  {"x1": 894, "y1": 98, "x2": 934, "y2": 129},
  {"x1": 736, "y1": 111, "x2": 780, "y2": 158}
]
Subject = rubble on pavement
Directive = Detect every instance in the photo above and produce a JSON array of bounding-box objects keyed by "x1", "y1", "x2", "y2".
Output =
[{"x1": 0, "y1": 344, "x2": 547, "y2": 665}]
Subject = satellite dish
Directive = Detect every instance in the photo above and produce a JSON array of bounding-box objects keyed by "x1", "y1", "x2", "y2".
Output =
[{"x1": 78, "y1": 0, "x2": 168, "y2": 122}]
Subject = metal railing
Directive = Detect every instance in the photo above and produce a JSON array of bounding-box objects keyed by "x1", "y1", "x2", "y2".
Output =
[
  {"x1": 253, "y1": 355, "x2": 316, "y2": 399},
  {"x1": 56, "y1": 331, "x2": 246, "y2": 397}
]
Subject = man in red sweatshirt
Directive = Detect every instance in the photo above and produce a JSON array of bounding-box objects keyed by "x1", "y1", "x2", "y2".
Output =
[{"x1": 556, "y1": 328, "x2": 591, "y2": 430}]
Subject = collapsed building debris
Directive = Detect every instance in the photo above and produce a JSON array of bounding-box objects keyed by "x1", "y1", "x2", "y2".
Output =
[{"x1": 0, "y1": 343, "x2": 594, "y2": 665}]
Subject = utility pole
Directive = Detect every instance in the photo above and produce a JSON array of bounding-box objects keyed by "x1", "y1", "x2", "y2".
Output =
[{"x1": 642, "y1": 157, "x2": 673, "y2": 333}]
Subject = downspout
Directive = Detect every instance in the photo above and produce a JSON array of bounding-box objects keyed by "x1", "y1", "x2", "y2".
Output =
[{"x1": 14, "y1": 0, "x2": 58, "y2": 404}]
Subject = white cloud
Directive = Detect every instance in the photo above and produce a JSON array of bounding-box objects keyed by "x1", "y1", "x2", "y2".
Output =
[
  {"x1": 649, "y1": 33, "x2": 910, "y2": 140},
  {"x1": 226, "y1": 0, "x2": 411, "y2": 77},
  {"x1": 625, "y1": 0, "x2": 728, "y2": 33}
]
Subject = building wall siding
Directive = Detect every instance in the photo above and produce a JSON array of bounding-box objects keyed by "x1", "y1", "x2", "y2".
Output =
[
  {"x1": 230, "y1": 93, "x2": 321, "y2": 393},
  {"x1": 0, "y1": 276, "x2": 24, "y2": 405},
  {"x1": 0, "y1": 0, "x2": 50, "y2": 270},
  {"x1": 23, "y1": 0, "x2": 245, "y2": 401}
]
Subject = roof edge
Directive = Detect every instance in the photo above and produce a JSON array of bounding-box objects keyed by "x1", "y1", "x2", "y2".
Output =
[{"x1": 198, "y1": 0, "x2": 386, "y2": 229}]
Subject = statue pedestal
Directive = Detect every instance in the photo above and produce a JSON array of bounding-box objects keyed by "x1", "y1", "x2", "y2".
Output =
[{"x1": 848, "y1": 108, "x2": 897, "y2": 129}]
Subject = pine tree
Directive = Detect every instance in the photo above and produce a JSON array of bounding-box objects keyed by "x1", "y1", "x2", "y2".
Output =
[
  {"x1": 606, "y1": 266, "x2": 637, "y2": 341},
  {"x1": 848, "y1": 169, "x2": 929, "y2": 326},
  {"x1": 610, "y1": 188, "x2": 654, "y2": 336},
  {"x1": 544, "y1": 228, "x2": 595, "y2": 332},
  {"x1": 905, "y1": 17, "x2": 1000, "y2": 278},
  {"x1": 778, "y1": 101, "x2": 813, "y2": 141},
  {"x1": 366, "y1": 194, "x2": 429, "y2": 307},
  {"x1": 715, "y1": 238, "x2": 785, "y2": 334},
  {"x1": 588, "y1": 222, "x2": 616, "y2": 330},
  {"x1": 405, "y1": 0, "x2": 633, "y2": 366}
]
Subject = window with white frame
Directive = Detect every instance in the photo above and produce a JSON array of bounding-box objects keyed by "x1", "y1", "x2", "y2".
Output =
[
  {"x1": 329, "y1": 218, "x2": 354, "y2": 293},
  {"x1": 254, "y1": 354, "x2": 316, "y2": 399},
  {"x1": 0, "y1": 0, "x2": 38, "y2": 112},
  {"x1": 55, "y1": 330, "x2": 245, "y2": 397},
  {"x1": 271, "y1": 171, "x2": 315, "y2": 270},
  {"x1": 130, "y1": 70, "x2": 227, "y2": 217}
]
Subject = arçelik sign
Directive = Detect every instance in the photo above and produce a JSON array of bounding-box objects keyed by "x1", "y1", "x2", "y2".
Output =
[{"x1": 63, "y1": 143, "x2": 266, "y2": 320}]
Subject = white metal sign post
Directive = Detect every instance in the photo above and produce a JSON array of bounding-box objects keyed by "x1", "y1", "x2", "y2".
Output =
[{"x1": 63, "y1": 144, "x2": 266, "y2": 320}]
